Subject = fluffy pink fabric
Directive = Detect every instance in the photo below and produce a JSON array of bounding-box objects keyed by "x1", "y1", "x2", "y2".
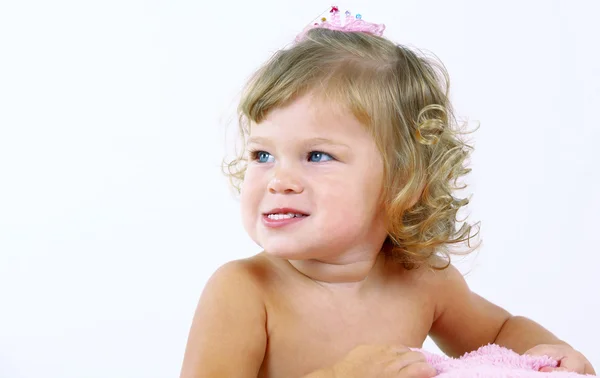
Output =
[{"x1": 415, "y1": 344, "x2": 593, "y2": 377}]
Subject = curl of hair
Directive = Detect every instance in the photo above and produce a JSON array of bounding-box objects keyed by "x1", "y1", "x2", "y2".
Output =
[
  {"x1": 223, "y1": 28, "x2": 481, "y2": 270},
  {"x1": 385, "y1": 103, "x2": 481, "y2": 270}
]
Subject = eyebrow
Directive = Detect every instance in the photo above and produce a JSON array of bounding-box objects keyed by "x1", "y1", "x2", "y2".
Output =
[{"x1": 246, "y1": 136, "x2": 350, "y2": 149}]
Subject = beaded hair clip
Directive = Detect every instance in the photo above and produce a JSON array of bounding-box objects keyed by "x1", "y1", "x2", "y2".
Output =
[{"x1": 295, "y1": 5, "x2": 386, "y2": 42}]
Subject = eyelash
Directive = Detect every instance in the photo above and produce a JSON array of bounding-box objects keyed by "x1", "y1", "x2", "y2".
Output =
[
  {"x1": 248, "y1": 149, "x2": 267, "y2": 161},
  {"x1": 248, "y1": 149, "x2": 335, "y2": 162}
]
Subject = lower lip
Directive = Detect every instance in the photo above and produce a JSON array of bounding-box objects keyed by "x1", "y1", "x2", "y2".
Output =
[{"x1": 262, "y1": 214, "x2": 308, "y2": 228}]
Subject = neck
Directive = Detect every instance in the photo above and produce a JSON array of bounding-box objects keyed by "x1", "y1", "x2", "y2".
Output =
[{"x1": 287, "y1": 248, "x2": 388, "y2": 290}]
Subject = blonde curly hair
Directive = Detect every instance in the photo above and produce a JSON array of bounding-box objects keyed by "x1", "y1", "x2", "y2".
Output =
[{"x1": 223, "y1": 28, "x2": 480, "y2": 270}]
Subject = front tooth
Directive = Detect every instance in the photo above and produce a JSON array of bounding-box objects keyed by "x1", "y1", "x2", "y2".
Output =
[{"x1": 268, "y1": 213, "x2": 295, "y2": 220}]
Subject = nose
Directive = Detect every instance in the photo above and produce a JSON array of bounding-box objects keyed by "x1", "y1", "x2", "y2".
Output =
[{"x1": 268, "y1": 165, "x2": 303, "y2": 194}]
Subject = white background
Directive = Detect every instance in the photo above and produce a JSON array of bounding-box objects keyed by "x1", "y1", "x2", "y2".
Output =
[{"x1": 1, "y1": 0, "x2": 599, "y2": 377}]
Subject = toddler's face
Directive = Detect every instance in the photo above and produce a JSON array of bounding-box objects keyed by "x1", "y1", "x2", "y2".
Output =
[{"x1": 240, "y1": 93, "x2": 388, "y2": 261}]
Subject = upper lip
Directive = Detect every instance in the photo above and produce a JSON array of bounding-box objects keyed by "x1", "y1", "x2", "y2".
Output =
[{"x1": 263, "y1": 207, "x2": 309, "y2": 216}]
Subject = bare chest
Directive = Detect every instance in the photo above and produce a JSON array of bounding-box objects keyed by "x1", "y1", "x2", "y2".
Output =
[{"x1": 258, "y1": 288, "x2": 434, "y2": 378}]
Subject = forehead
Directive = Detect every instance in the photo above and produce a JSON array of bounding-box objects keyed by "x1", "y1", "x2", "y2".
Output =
[{"x1": 251, "y1": 94, "x2": 365, "y2": 139}]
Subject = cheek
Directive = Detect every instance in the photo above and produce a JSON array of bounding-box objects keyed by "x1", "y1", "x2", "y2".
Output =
[
  {"x1": 239, "y1": 184, "x2": 260, "y2": 240},
  {"x1": 324, "y1": 170, "x2": 384, "y2": 221},
  {"x1": 321, "y1": 165, "x2": 383, "y2": 201},
  {"x1": 241, "y1": 165, "x2": 263, "y2": 194},
  {"x1": 240, "y1": 166, "x2": 269, "y2": 206},
  {"x1": 314, "y1": 184, "x2": 370, "y2": 224},
  {"x1": 240, "y1": 180, "x2": 259, "y2": 208}
]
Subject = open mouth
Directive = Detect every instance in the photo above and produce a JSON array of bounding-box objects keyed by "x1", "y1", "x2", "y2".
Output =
[
  {"x1": 265, "y1": 213, "x2": 308, "y2": 220},
  {"x1": 262, "y1": 209, "x2": 310, "y2": 227}
]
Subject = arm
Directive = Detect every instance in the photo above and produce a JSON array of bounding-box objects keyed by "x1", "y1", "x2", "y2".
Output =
[
  {"x1": 428, "y1": 264, "x2": 562, "y2": 357},
  {"x1": 495, "y1": 317, "x2": 595, "y2": 374},
  {"x1": 494, "y1": 315, "x2": 564, "y2": 353},
  {"x1": 179, "y1": 260, "x2": 267, "y2": 378}
]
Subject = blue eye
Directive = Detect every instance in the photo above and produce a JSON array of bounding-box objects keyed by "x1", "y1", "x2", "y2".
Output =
[
  {"x1": 309, "y1": 151, "x2": 333, "y2": 162},
  {"x1": 254, "y1": 151, "x2": 274, "y2": 163}
]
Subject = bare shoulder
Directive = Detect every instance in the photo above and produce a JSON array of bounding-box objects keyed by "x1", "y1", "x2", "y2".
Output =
[
  {"x1": 179, "y1": 253, "x2": 276, "y2": 378},
  {"x1": 425, "y1": 259, "x2": 469, "y2": 301},
  {"x1": 210, "y1": 253, "x2": 274, "y2": 289},
  {"x1": 425, "y1": 258, "x2": 465, "y2": 286},
  {"x1": 204, "y1": 252, "x2": 287, "y2": 297},
  {"x1": 392, "y1": 255, "x2": 463, "y2": 289},
  {"x1": 389, "y1": 256, "x2": 469, "y2": 317},
  {"x1": 421, "y1": 258, "x2": 512, "y2": 357}
]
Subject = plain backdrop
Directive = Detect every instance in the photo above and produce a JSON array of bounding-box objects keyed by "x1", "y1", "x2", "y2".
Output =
[{"x1": 1, "y1": 0, "x2": 599, "y2": 377}]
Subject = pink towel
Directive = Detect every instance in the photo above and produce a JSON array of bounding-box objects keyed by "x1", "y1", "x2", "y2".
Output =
[{"x1": 415, "y1": 344, "x2": 594, "y2": 377}]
